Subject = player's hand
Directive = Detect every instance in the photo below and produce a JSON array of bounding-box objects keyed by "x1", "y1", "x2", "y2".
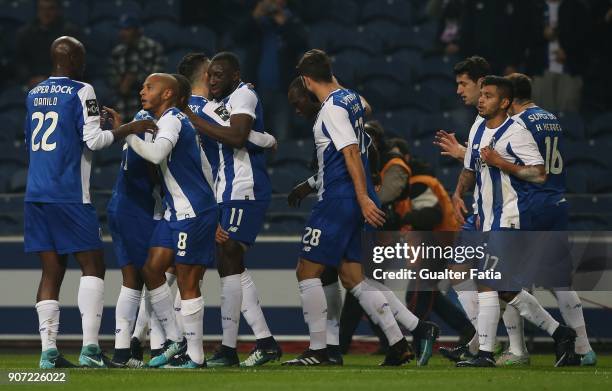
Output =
[
  {"x1": 183, "y1": 106, "x2": 195, "y2": 117},
  {"x1": 475, "y1": 215, "x2": 481, "y2": 231},
  {"x1": 216, "y1": 224, "x2": 230, "y2": 244},
  {"x1": 128, "y1": 119, "x2": 158, "y2": 135},
  {"x1": 480, "y1": 146, "x2": 503, "y2": 168},
  {"x1": 358, "y1": 195, "x2": 386, "y2": 228},
  {"x1": 288, "y1": 181, "x2": 312, "y2": 207},
  {"x1": 452, "y1": 193, "x2": 467, "y2": 226},
  {"x1": 103, "y1": 106, "x2": 123, "y2": 128},
  {"x1": 434, "y1": 130, "x2": 466, "y2": 161}
]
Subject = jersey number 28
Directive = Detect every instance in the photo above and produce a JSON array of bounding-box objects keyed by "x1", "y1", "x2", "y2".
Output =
[{"x1": 31, "y1": 111, "x2": 58, "y2": 152}]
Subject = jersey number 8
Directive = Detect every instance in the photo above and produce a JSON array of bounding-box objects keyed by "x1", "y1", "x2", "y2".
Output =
[
  {"x1": 31, "y1": 111, "x2": 58, "y2": 152},
  {"x1": 177, "y1": 232, "x2": 188, "y2": 250}
]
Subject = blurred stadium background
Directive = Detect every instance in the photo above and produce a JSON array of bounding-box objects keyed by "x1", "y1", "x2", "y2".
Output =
[{"x1": 0, "y1": 0, "x2": 611, "y2": 347}]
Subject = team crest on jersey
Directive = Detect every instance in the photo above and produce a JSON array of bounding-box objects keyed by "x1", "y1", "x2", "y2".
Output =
[
  {"x1": 214, "y1": 105, "x2": 230, "y2": 121},
  {"x1": 86, "y1": 99, "x2": 100, "y2": 116}
]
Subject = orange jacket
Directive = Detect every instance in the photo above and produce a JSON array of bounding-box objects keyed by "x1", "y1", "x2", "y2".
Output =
[
  {"x1": 409, "y1": 174, "x2": 460, "y2": 231},
  {"x1": 380, "y1": 158, "x2": 459, "y2": 231},
  {"x1": 380, "y1": 157, "x2": 412, "y2": 217}
]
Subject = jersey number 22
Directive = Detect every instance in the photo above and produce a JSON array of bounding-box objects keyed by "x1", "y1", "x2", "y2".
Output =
[{"x1": 31, "y1": 111, "x2": 58, "y2": 152}]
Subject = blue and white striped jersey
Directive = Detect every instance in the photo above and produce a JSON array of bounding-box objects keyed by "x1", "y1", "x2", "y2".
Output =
[
  {"x1": 313, "y1": 88, "x2": 374, "y2": 201},
  {"x1": 107, "y1": 110, "x2": 162, "y2": 219},
  {"x1": 188, "y1": 95, "x2": 217, "y2": 189},
  {"x1": 212, "y1": 82, "x2": 271, "y2": 202},
  {"x1": 512, "y1": 106, "x2": 566, "y2": 208},
  {"x1": 25, "y1": 77, "x2": 113, "y2": 203},
  {"x1": 464, "y1": 117, "x2": 544, "y2": 231},
  {"x1": 155, "y1": 107, "x2": 216, "y2": 221}
]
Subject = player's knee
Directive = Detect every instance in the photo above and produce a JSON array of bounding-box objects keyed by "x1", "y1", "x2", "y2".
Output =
[
  {"x1": 142, "y1": 262, "x2": 161, "y2": 280},
  {"x1": 220, "y1": 240, "x2": 245, "y2": 261},
  {"x1": 176, "y1": 283, "x2": 200, "y2": 300},
  {"x1": 121, "y1": 267, "x2": 144, "y2": 290},
  {"x1": 75, "y1": 250, "x2": 105, "y2": 278},
  {"x1": 81, "y1": 260, "x2": 105, "y2": 278},
  {"x1": 217, "y1": 241, "x2": 245, "y2": 277},
  {"x1": 295, "y1": 259, "x2": 324, "y2": 281},
  {"x1": 338, "y1": 274, "x2": 361, "y2": 290},
  {"x1": 40, "y1": 266, "x2": 65, "y2": 284}
]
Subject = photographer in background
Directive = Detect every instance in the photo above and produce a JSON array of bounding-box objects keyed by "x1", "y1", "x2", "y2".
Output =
[{"x1": 379, "y1": 138, "x2": 459, "y2": 232}]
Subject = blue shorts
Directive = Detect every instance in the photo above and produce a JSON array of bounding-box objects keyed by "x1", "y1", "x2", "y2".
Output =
[
  {"x1": 462, "y1": 214, "x2": 478, "y2": 231},
  {"x1": 477, "y1": 228, "x2": 522, "y2": 291},
  {"x1": 446, "y1": 215, "x2": 485, "y2": 266},
  {"x1": 24, "y1": 202, "x2": 103, "y2": 254},
  {"x1": 300, "y1": 198, "x2": 363, "y2": 267},
  {"x1": 149, "y1": 208, "x2": 217, "y2": 266},
  {"x1": 219, "y1": 200, "x2": 269, "y2": 246},
  {"x1": 530, "y1": 201, "x2": 571, "y2": 287},
  {"x1": 530, "y1": 201, "x2": 569, "y2": 231},
  {"x1": 108, "y1": 211, "x2": 158, "y2": 268},
  {"x1": 476, "y1": 228, "x2": 570, "y2": 291}
]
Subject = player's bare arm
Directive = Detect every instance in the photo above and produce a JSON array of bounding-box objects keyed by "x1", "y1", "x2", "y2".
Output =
[
  {"x1": 480, "y1": 146, "x2": 546, "y2": 184},
  {"x1": 288, "y1": 177, "x2": 316, "y2": 207},
  {"x1": 248, "y1": 130, "x2": 277, "y2": 150},
  {"x1": 360, "y1": 95, "x2": 372, "y2": 117},
  {"x1": 103, "y1": 106, "x2": 157, "y2": 139},
  {"x1": 434, "y1": 130, "x2": 466, "y2": 161},
  {"x1": 186, "y1": 108, "x2": 251, "y2": 148},
  {"x1": 342, "y1": 144, "x2": 385, "y2": 227},
  {"x1": 452, "y1": 168, "x2": 476, "y2": 225}
]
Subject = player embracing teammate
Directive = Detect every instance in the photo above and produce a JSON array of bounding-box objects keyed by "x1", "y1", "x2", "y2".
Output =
[{"x1": 438, "y1": 60, "x2": 589, "y2": 367}]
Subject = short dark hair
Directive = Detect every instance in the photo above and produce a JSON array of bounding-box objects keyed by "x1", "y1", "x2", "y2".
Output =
[
  {"x1": 288, "y1": 76, "x2": 308, "y2": 94},
  {"x1": 453, "y1": 56, "x2": 491, "y2": 82},
  {"x1": 505, "y1": 73, "x2": 532, "y2": 102},
  {"x1": 481, "y1": 75, "x2": 514, "y2": 103},
  {"x1": 171, "y1": 73, "x2": 192, "y2": 109},
  {"x1": 364, "y1": 120, "x2": 385, "y2": 140},
  {"x1": 296, "y1": 49, "x2": 333, "y2": 83},
  {"x1": 211, "y1": 51, "x2": 240, "y2": 73},
  {"x1": 387, "y1": 137, "x2": 411, "y2": 157},
  {"x1": 177, "y1": 52, "x2": 209, "y2": 85}
]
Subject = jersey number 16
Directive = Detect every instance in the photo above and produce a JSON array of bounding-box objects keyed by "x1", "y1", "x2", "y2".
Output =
[{"x1": 544, "y1": 136, "x2": 563, "y2": 175}]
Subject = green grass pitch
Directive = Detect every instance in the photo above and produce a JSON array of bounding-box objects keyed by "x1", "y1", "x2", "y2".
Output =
[{"x1": 0, "y1": 353, "x2": 610, "y2": 391}]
